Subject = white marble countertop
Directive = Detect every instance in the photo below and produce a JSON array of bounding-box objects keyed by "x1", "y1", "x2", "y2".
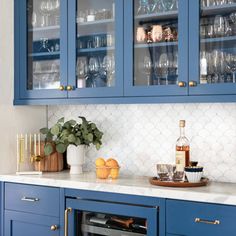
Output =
[{"x1": 0, "y1": 171, "x2": 236, "y2": 206}]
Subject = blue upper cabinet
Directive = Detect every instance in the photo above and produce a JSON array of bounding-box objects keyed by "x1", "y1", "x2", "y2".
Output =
[
  {"x1": 67, "y1": 0, "x2": 124, "y2": 98},
  {"x1": 14, "y1": 0, "x2": 68, "y2": 101},
  {"x1": 124, "y1": 0, "x2": 189, "y2": 97},
  {"x1": 189, "y1": 0, "x2": 236, "y2": 95}
]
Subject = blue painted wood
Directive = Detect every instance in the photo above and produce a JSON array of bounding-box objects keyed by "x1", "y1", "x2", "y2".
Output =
[
  {"x1": 5, "y1": 183, "x2": 60, "y2": 217},
  {"x1": 17, "y1": 0, "x2": 68, "y2": 99},
  {"x1": 66, "y1": 198, "x2": 158, "y2": 236},
  {"x1": 67, "y1": 0, "x2": 124, "y2": 98},
  {"x1": 65, "y1": 188, "x2": 161, "y2": 206},
  {"x1": 189, "y1": 0, "x2": 236, "y2": 96},
  {"x1": 59, "y1": 188, "x2": 65, "y2": 236},
  {"x1": 13, "y1": 93, "x2": 236, "y2": 105},
  {"x1": 4, "y1": 210, "x2": 59, "y2": 236},
  {"x1": 124, "y1": 0, "x2": 188, "y2": 97},
  {"x1": 0, "y1": 182, "x2": 3, "y2": 236},
  {"x1": 166, "y1": 199, "x2": 236, "y2": 236}
]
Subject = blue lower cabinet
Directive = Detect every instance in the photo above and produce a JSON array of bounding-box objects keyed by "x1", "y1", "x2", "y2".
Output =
[
  {"x1": 4, "y1": 211, "x2": 60, "y2": 236},
  {"x1": 166, "y1": 199, "x2": 236, "y2": 236},
  {"x1": 65, "y1": 190, "x2": 160, "y2": 236}
]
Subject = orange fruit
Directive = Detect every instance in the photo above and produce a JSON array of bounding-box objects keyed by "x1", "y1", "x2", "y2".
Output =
[
  {"x1": 96, "y1": 167, "x2": 110, "y2": 179},
  {"x1": 95, "y1": 158, "x2": 106, "y2": 167},
  {"x1": 106, "y1": 158, "x2": 119, "y2": 168},
  {"x1": 110, "y1": 168, "x2": 120, "y2": 179}
]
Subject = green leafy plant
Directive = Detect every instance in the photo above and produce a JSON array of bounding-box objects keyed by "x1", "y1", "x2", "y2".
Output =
[{"x1": 40, "y1": 117, "x2": 103, "y2": 156}]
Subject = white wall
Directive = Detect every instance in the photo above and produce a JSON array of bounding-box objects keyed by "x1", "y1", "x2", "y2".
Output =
[
  {"x1": 49, "y1": 104, "x2": 236, "y2": 183},
  {"x1": 0, "y1": 0, "x2": 47, "y2": 173}
]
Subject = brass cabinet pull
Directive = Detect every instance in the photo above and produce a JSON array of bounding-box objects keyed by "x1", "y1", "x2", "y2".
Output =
[
  {"x1": 189, "y1": 81, "x2": 197, "y2": 87},
  {"x1": 65, "y1": 208, "x2": 72, "y2": 236},
  {"x1": 50, "y1": 225, "x2": 58, "y2": 231},
  {"x1": 66, "y1": 85, "x2": 73, "y2": 91},
  {"x1": 178, "y1": 81, "x2": 186, "y2": 87},
  {"x1": 21, "y1": 196, "x2": 39, "y2": 202},
  {"x1": 59, "y1": 85, "x2": 65, "y2": 91},
  {"x1": 195, "y1": 218, "x2": 220, "y2": 225}
]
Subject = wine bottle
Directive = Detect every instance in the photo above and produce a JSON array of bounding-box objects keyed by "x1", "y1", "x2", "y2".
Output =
[{"x1": 176, "y1": 120, "x2": 190, "y2": 167}]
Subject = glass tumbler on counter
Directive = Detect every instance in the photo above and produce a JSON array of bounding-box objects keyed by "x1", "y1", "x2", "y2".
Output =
[{"x1": 156, "y1": 164, "x2": 175, "y2": 181}]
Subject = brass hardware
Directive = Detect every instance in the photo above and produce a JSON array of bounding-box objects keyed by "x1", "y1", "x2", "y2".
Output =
[
  {"x1": 178, "y1": 81, "x2": 186, "y2": 87},
  {"x1": 195, "y1": 218, "x2": 220, "y2": 225},
  {"x1": 21, "y1": 197, "x2": 39, "y2": 202},
  {"x1": 65, "y1": 208, "x2": 72, "y2": 236},
  {"x1": 189, "y1": 81, "x2": 197, "y2": 87},
  {"x1": 59, "y1": 85, "x2": 65, "y2": 91},
  {"x1": 66, "y1": 85, "x2": 73, "y2": 91},
  {"x1": 50, "y1": 225, "x2": 58, "y2": 231}
]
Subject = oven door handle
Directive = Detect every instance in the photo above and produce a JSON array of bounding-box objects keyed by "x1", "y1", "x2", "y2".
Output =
[{"x1": 64, "y1": 208, "x2": 72, "y2": 236}]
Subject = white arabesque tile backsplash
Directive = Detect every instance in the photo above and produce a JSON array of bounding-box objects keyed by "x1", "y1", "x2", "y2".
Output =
[{"x1": 48, "y1": 103, "x2": 236, "y2": 183}]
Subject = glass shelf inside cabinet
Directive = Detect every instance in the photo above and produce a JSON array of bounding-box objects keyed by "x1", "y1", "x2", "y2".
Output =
[
  {"x1": 200, "y1": 0, "x2": 236, "y2": 84},
  {"x1": 27, "y1": 0, "x2": 61, "y2": 90},
  {"x1": 133, "y1": 0, "x2": 179, "y2": 87},
  {"x1": 76, "y1": 0, "x2": 116, "y2": 89},
  {"x1": 76, "y1": 211, "x2": 147, "y2": 236}
]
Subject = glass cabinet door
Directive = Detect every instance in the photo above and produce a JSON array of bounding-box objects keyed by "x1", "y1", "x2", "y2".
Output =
[
  {"x1": 67, "y1": 0, "x2": 124, "y2": 98},
  {"x1": 124, "y1": 0, "x2": 188, "y2": 97},
  {"x1": 66, "y1": 198, "x2": 158, "y2": 236},
  {"x1": 18, "y1": 0, "x2": 67, "y2": 99},
  {"x1": 189, "y1": 0, "x2": 236, "y2": 95}
]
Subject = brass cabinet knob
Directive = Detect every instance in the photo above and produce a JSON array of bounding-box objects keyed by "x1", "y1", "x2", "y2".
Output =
[
  {"x1": 189, "y1": 81, "x2": 197, "y2": 87},
  {"x1": 59, "y1": 85, "x2": 65, "y2": 91},
  {"x1": 66, "y1": 85, "x2": 73, "y2": 91},
  {"x1": 50, "y1": 225, "x2": 58, "y2": 231},
  {"x1": 178, "y1": 81, "x2": 186, "y2": 87}
]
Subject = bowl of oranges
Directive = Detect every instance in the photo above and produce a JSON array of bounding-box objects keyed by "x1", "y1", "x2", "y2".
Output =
[{"x1": 95, "y1": 158, "x2": 120, "y2": 179}]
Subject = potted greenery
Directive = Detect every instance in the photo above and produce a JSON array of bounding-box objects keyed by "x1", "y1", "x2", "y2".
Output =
[{"x1": 40, "y1": 116, "x2": 103, "y2": 174}]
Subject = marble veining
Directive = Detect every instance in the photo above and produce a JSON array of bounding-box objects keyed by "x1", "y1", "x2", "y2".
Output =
[
  {"x1": 1, "y1": 172, "x2": 236, "y2": 206},
  {"x1": 48, "y1": 103, "x2": 236, "y2": 183}
]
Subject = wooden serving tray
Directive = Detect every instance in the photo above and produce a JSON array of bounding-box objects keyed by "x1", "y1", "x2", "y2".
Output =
[{"x1": 149, "y1": 177, "x2": 209, "y2": 188}]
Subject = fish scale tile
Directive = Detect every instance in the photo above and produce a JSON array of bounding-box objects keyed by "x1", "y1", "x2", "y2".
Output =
[{"x1": 48, "y1": 103, "x2": 236, "y2": 183}]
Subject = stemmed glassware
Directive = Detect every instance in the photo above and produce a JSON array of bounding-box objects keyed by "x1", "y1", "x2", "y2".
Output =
[
  {"x1": 226, "y1": 53, "x2": 236, "y2": 83},
  {"x1": 88, "y1": 57, "x2": 100, "y2": 87},
  {"x1": 102, "y1": 55, "x2": 115, "y2": 87},
  {"x1": 213, "y1": 15, "x2": 225, "y2": 37},
  {"x1": 76, "y1": 58, "x2": 88, "y2": 88},
  {"x1": 158, "y1": 53, "x2": 170, "y2": 85},
  {"x1": 143, "y1": 56, "x2": 152, "y2": 86}
]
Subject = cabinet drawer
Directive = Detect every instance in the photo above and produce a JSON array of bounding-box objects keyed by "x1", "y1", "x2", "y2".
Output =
[
  {"x1": 5, "y1": 183, "x2": 60, "y2": 217},
  {"x1": 166, "y1": 199, "x2": 236, "y2": 236}
]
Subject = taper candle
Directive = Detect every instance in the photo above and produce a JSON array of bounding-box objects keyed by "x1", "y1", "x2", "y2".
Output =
[
  {"x1": 34, "y1": 134, "x2": 37, "y2": 156},
  {"x1": 38, "y1": 133, "x2": 41, "y2": 156}
]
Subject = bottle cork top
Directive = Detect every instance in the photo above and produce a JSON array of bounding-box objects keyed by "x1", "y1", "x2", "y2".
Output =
[{"x1": 179, "y1": 120, "x2": 186, "y2": 127}]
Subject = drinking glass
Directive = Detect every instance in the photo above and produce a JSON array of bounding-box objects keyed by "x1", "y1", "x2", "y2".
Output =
[
  {"x1": 137, "y1": 0, "x2": 150, "y2": 15},
  {"x1": 143, "y1": 56, "x2": 152, "y2": 86},
  {"x1": 206, "y1": 24, "x2": 214, "y2": 38},
  {"x1": 40, "y1": 0, "x2": 54, "y2": 26},
  {"x1": 88, "y1": 57, "x2": 100, "y2": 87},
  {"x1": 224, "y1": 17, "x2": 232, "y2": 36},
  {"x1": 31, "y1": 11, "x2": 37, "y2": 27},
  {"x1": 161, "y1": 0, "x2": 175, "y2": 11},
  {"x1": 156, "y1": 164, "x2": 175, "y2": 181},
  {"x1": 38, "y1": 38, "x2": 50, "y2": 53},
  {"x1": 150, "y1": 0, "x2": 163, "y2": 13},
  {"x1": 215, "y1": 0, "x2": 227, "y2": 5},
  {"x1": 102, "y1": 55, "x2": 115, "y2": 87},
  {"x1": 158, "y1": 53, "x2": 170, "y2": 85},
  {"x1": 226, "y1": 54, "x2": 236, "y2": 83},
  {"x1": 77, "y1": 57, "x2": 88, "y2": 88},
  {"x1": 213, "y1": 15, "x2": 225, "y2": 37}
]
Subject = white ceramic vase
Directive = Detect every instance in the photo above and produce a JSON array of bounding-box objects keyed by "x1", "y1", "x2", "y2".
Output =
[{"x1": 67, "y1": 145, "x2": 85, "y2": 174}]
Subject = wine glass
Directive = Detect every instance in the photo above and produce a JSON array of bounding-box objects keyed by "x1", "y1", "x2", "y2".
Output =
[
  {"x1": 226, "y1": 53, "x2": 236, "y2": 83},
  {"x1": 161, "y1": 0, "x2": 175, "y2": 12},
  {"x1": 150, "y1": 0, "x2": 163, "y2": 13},
  {"x1": 31, "y1": 12, "x2": 37, "y2": 28},
  {"x1": 38, "y1": 38, "x2": 50, "y2": 52},
  {"x1": 40, "y1": 0, "x2": 54, "y2": 26},
  {"x1": 224, "y1": 17, "x2": 232, "y2": 36},
  {"x1": 102, "y1": 55, "x2": 115, "y2": 87},
  {"x1": 76, "y1": 57, "x2": 88, "y2": 88},
  {"x1": 213, "y1": 15, "x2": 225, "y2": 37},
  {"x1": 143, "y1": 56, "x2": 152, "y2": 86},
  {"x1": 88, "y1": 57, "x2": 100, "y2": 87},
  {"x1": 158, "y1": 53, "x2": 170, "y2": 85},
  {"x1": 137, "y1": 0, "x2": 150, "y2": 15}
]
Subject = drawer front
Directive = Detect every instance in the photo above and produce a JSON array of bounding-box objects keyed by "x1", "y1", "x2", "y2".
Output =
[
  {"x1": 5, "y1": 183, "x2": 59, "y2": 217},
  {"x1": 166, "y1": 200, "x2": 236, "y2": 236}
]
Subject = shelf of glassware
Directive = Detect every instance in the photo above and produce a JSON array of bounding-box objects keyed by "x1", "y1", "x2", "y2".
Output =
[
  {"x1": 77, "y1": 19, "x2": 114, "y2": 26},
  {"x1": 135, "y1": 10, "x2": 178, "y2": 21},
  {"x1": 202, "y1": 3, "x2": 236, "y2": 16},
  {"x1": 77, "y1": 46, "x2": 115, "y2": 54},
  {"x1": 135, "y1": 41, "x2": 177, "y2": 49},
  {"x1": 28, "y1": 25, "x2": 60, "y2": 32}
]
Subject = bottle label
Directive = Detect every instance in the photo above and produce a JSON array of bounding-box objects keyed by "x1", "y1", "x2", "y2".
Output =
[{"x1": 176, "y1": 151, "x2": 186, "y2": 166}]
